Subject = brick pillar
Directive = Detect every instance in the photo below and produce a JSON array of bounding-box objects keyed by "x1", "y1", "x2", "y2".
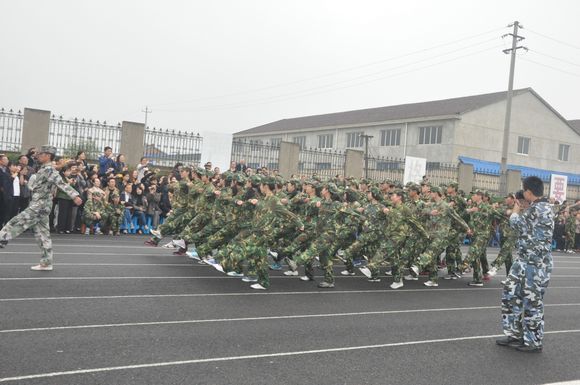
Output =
[
  {"x1": 21, "y1": 108, "x2": 50, "y2": 153},
  {"x1": 344, "y1": 149, "x2": 364, "y2": 178},
  {"x1": 278, "y1": 141, "x2": 300, "y2": 178},
  {"x1": 506, "y1": 169, "x2": 522, "y2": 194},
  {"x1": 120, "y1": 121, "x2": 145, "y2": 168},
  {"x1": 458, "y1": 163, "x2": 474, "y2": 193}
]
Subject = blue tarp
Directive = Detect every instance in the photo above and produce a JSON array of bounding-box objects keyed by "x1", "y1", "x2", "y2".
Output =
[{"x1": 458, "y1": 156, "x2": 580, "y2": 185}]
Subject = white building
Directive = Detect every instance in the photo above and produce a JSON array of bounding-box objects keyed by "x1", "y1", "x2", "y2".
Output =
[{"x1": 234, "y1": 88, "x2": 580, "y2": 175}]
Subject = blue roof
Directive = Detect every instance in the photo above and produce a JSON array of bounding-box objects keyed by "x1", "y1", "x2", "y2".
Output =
[{"x1": 458, "y1": 156, "x2": 580, "y2": 185}]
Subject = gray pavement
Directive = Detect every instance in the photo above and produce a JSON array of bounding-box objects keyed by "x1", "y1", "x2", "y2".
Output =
[{"x1": 0, "y1": 235, "x2": 579, "y2": 385}]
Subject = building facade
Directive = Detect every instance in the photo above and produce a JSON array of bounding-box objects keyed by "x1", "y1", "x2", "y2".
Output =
[{"x1": 234, "y1": 88, "x2": 579, "y2": 174}]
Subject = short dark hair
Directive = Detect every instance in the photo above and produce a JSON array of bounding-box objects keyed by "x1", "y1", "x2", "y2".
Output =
[
  {"x1": 522, "y1": 176, "x2": 544, "y2": 197},
  {"x1": 104, "y1": 146, "x2": 112, "y2": 152}
]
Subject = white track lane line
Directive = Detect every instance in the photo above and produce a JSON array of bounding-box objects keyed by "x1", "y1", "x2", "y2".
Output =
[
  {"x1": 1, "y1": 329, "x2": 579, "y2": 383},
  {"x1": 1, "y1": 303, "x2": 579, "y2": 334},
  {"x1": 1, "y1": 275, "x2": 580, "y2": 281},
  {"x1": 1, "y1": 286, "x2": 579, "y2": 302}
]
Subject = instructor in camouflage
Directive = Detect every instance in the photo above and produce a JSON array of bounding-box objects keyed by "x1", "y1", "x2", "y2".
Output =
[
  {"x1": 496, "y1": 176, "x2": 554, "y2": 353},
  {"x1": 0, "y1": 145, "x2": 82, "y2": 270}
]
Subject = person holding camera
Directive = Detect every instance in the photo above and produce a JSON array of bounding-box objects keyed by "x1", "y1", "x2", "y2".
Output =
[{"x1": 496, "y1": 176, "x2": 554, "y2": 353}]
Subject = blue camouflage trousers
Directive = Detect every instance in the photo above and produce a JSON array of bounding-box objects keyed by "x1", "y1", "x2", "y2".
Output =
[{"x1": 501, "y1": 260, "x2": 550, "y2": 347}]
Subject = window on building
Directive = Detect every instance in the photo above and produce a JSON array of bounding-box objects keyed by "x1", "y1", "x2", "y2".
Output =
[
  {"x1": 293, "y1": 136, "x2": 306, "y2": 149},
  {"x1": 346, "y1": 132, "x2": 364, "y2": 148},
  {"x1": 418, "y1": 126, "x2": 442, "y2": 144},
  {"x1": 270, "y1": 138, "x2": 282, "y2": 147},
  {"x1": 517, "y1": 136, "x2": 530, "y2": 155},
  {"x1": 318, "y1": 134, "x2": 334, "y2": 149},
  {"x1": 380, "y1": 129, "x2": 401, "y2": 146},
  {"x1": 376, "y1": 161, "x2": 402, "y2": 170},
  {"x1": 558, "y1": 144, "x2": 570, "y2": 161}
]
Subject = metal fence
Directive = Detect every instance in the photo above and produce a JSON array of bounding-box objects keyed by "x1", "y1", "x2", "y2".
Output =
[
  {"x1": 230, "y1": 139, "x2": 280, "y2": 171},
  {"x1": 0, "y1": 108, "x2": 23, "y2": 152},
  {"x1": 49, "y1": 115, "x2": 122, "y2": 159},
  {"x1": 298, "y1": 147, "x2": 346, "y2": 178},
  {"x1": 365, "y1": 156, "x2": 405, "y2": 181},
  {"x1": 144, "y1": 127, "x2": 203, "y2": 168}
]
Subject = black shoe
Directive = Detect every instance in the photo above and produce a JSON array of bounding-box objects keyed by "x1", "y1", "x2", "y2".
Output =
[
  {"x1": 516, "y1": 345, "x2": 542, "y2": 353},
  {"x1": 0, "y1": 240, "x2": 7, "y2": 248},
  {"x1": 496, "y1": 337, "x2": 523, "y2": 348}
]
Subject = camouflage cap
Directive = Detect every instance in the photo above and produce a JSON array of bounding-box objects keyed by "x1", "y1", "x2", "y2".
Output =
[
  {"x1": 391, "y1": 188, "x2": 405, "y2": 196},
  {"x1": 369, "y1": 186, "x2": 383, "y2": 200},
  {"x1": 39, "y1": 145, "x2": 57, "y2": 155},
  {"x1": 91, "y1": 190, "x2": 103, "y2": 197},
  {"x1": 110, "y1": 191, "x2": 120, "y2": 199},
  {"x1": 430, "y1": 186, "x2": 442, "y2": 194},
  {"x1": 324, "y1": 182, "x2": 340, "y2": 195},
  {"x1": 360, "y1": 178, "x2": 372, "y2": 186},
  {"x1": 261, "y1": 176, "x2": 277, "y2": 185},
  {"x1": 249, "y1": 174, "x2": 262, "y2": 185},
  {"x1": 303, "y1": 178, "x2": 318, "y2": 186},
  {"x1": 289, "y1": 178, "x2": 302, "y2": 188},
  {"x1": 233, "y1": 173, "x2": 247, "y2": 184},
  {"x1": 448, "y1": 181, "x2": 459, "y2": 189}
]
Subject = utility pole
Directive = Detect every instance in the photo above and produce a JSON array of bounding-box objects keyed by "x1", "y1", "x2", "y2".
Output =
[
  {"x1": 142, "y1": 106, "x2": 152, "y2": 129},
  {"x1": 360, "y1": 134, "x2": 373, "y2": 179},
  {"x1": 500, "y1": 21, "x2": 527, "y2": 194}
]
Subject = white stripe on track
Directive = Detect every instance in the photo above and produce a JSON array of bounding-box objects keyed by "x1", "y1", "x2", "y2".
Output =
[
  {"x1": 1, "y1": 329, "x2": 579, "y2": 383},
  {"x1": 4, "y1": 243, "x2": 155, "y2": 249},
  {"x1": 2, "y1": 303, "x2": 578, "y2": 334},
  {"x1": 2, "y1": 275, "x2": 580, "y2": 281},
  {"x1": 0, "y1": 252, "x2": 179, "y2": 256},
  {"x1": 1, "y1": 286, "x2": 579, "y2": 302}
]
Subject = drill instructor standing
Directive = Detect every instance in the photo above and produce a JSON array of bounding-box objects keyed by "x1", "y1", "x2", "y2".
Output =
[{"x1": 0, "y1": 145, "x2": 83, "y2": 270}]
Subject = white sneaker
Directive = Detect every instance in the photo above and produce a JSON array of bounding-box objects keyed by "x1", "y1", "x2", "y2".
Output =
[
  {"x1": 488, "y1": 266, "x2": 498, "y2": 277},
  {"x1": 284, "y1": 270, "x2": 299, "y2": 276},
  {"x1": 250, "y1": 283, "x2": 267, "y2": 290},
  {"x1": 340, "y1": 270, "x2": 355, "y2": 276},
  {"x1": 267, "y1": 249, "x2": 278, "y2": 258},
  {"x1": 173, "y1": 239, "x2": 186, "y2": 249},
  {"x1": 84, "y1": 228, "x2": 90, "y2": 235},
  {"x1": 359, "y1": 267, "x2": 372, "y2": 278},
  {"x1": 384, "y1": 270, "x2": 393, "y2": 277},
  {"x1": 410, "y1": 265, "x2": 419, "y2": 276},
  {"x1": 299, "y1": 276, "x2": 312, "y2": 281},
  {"x1": 150, "y1": 229, "x2": 161, "y2": 238},
  {"x1": 30, "y1": 264, "x2": 53, "y2": 271},
  {"x1": 161, "y1": 241, "x2": 177, "y2": 249},
  {"x1": 403, "y1": 274, "x2": 418, "y2": 281},
  {"x1": 424, "y1": 280, "x2": 439, "y2": 287},
  {"x1": 390, "y1": 281, "x2": 404, "y2": 289},
  {"x1": 210, "y1": 262, "x2": 224, "y2": 273},
  {"x1": 227, "y1": 271, "x2": 244, "y2": 277}
]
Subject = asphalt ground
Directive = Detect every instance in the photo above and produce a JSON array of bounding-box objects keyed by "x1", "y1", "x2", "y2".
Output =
[{"x1": 0, "y1": 234, "x2": 579, "y2": 385}]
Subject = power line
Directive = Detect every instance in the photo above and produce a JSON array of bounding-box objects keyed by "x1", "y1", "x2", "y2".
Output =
[
  {"x1": 526, "y1": 28, "x2": 580, "y2": 51},
  {"x1": 155, "y1": 43, "x2": 503, "y2": 113},
  {"x1": 527, "y1": 49, "x2": 580, "y2": 68},
  {"x1": 520, "y1": 57, "x2": 580, "y2": 78},
  {"x1": 149, "y1": 26, "x2": 505, "y2": 108}
]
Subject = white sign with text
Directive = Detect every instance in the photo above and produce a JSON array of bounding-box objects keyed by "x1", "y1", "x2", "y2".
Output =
[
  {"x1": 404, "y1": 156, "x2": 427, "y2": 185},
  {"x1": 550, "y1": 174, "x2": 567, "y2": 203}
]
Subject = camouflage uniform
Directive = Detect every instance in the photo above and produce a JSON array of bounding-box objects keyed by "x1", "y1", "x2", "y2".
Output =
[
  {"x1": 444, "y1": 190, "x2": 467, "y2": 275},
  {"x1": 502, "y1": 198, "x2": 554, "y2": 348},
  {"x1": 0, "y1": 161, "x2": 79, "y2": 266},
  {"x1": 105, "y1": 199, "x2": 124, "y2": 234},
  {"x1": 491, "y1": 202, "x2": 516, "y2": 272},
  {"x1": 83, "y1": 194, "x2": 108, "y2": 228},
  {"x1": 564, "y1": 213, "x2": 576, "y2": 251},
  {"x1": 400, "y1": 195, "x2": 428, "y2": 270},
  {"x1": 462, "y1": 199, "x2": 493, "y2": 283},
  {"x1": 413, "y1": 193, "x2": 468, "y2": 283},
  {"x1": 240, "y1": 189, "x2": 303, "y2": 288}
]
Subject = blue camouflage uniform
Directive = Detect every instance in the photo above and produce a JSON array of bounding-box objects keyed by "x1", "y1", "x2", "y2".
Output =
[{"x1": 501, "y1": 198, "x2": 554, "y2": 348}]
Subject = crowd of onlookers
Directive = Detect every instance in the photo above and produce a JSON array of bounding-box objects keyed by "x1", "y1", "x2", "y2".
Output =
[{"x1": 0, "y1": 147, "x2": 174, "y2": 235}]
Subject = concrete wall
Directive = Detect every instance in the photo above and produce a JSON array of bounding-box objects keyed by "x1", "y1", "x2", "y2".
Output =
[
  {"x1": 456, "y1": 91, "x2": 580, "y2": 173},
  {"x1": 120, "y1": 121, "x2": 145, "y2": 167},
  {"x1": 21, "y1": 108, "x2": 50, "y2": 153}
]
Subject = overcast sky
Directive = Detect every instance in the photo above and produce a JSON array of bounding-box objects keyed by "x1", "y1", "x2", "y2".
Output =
[{"x1": 1, "y1": 0, "x2": 579, "y2": 136}]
